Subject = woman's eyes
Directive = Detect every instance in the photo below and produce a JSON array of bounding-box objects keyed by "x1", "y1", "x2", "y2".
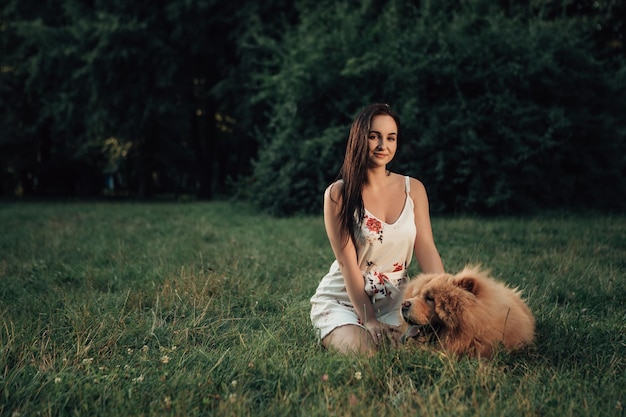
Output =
[{"x1": 368, "y1": 135, "x2": 396, "y2": 141}]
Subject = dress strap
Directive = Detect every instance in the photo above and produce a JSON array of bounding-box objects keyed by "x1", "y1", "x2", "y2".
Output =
[{"x1": 404, "y1": 176, "x2": 411, "y2": 193}]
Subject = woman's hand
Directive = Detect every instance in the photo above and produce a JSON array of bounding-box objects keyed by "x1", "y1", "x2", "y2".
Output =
[{"x1": 364, "y1": 320, "x2": 401, "y2": 347}]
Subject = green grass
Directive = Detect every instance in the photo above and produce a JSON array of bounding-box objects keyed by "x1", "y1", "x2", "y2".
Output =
[{"x1": 0, "y1": 201, "x2": 624, "y2": 416}]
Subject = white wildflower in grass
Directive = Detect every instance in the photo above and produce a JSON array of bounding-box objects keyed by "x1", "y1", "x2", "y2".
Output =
[
  {"x1": 127, "y1": 348, "x2": 134, "y2": 355},
  {"x1": 54, "y1": 377, "x2": 62, "y2": 384},
  {"x1": 82, "y1": 358, "x2": 94, "y2": 365},
  {"x1": 163, "y1": 396, "x2": 172, "y2": 410},
  {"x1": 354, "y1": 371, "x2": 362, "y2": 380},
  {"x1": 160, "y1": 345, "x2": 177, "y2": 352},
  {"x1": 160, "y1": 355, "x2": 170, "y2": 364},
  {"x1": 132, "y1": 374, "x2": 144, "y2": 383},
  {"x1": 141, "y1": 345, "x2": 149, "y2": 353},
  {"x1": 231, "y1": 380, "x2": 237, "y2": 388}
]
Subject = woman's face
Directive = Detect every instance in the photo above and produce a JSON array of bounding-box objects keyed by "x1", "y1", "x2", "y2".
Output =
[{"x1": 367, "y1": 114, "x2": 397, "y2": 169}]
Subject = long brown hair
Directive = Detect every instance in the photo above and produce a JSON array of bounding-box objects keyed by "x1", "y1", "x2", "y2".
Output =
[{"x1": 336, "y1": 103, "x2": 401, "y2": 246}]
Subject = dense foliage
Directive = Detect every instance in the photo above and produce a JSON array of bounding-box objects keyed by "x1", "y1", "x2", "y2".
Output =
[
  {"x1": 1, "y1": 0, "x2": 625, "y2": 213},
  {"x1": 246, "y1": 0, "x2": 626, "y2": 214},
  {"x1": 1, "y1": 0, "x2": 249, "y2": 198}
]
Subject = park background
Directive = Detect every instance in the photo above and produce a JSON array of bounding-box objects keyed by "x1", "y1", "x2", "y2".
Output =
[
  {"x1": 1, "y1": 0, "x2": 625, "y2": 214},
  {"x1": 1, "y1": 1, "x2": 625, "y2": 416}
]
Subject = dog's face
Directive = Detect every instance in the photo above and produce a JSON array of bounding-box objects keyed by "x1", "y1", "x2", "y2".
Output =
[
  {"x1": 401, "y1": 266, "x2": 535, "y2": 357},
  {"x1": 401, "y1": 272, "x2": 479, "y2": 338}
]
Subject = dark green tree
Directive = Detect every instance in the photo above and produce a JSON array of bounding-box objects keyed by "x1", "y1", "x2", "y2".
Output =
[
  {"x1": 0, "y1": 0, "x2": 245, "y2": 198},
  {"x1": 245, "y1": 0, "x2": 626, "y2": 215},
  {"x1": 2, "y1": 0, "x2": 624, "y2": 211}
]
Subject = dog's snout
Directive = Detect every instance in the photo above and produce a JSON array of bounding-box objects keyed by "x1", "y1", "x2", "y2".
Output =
[{"x1": 402, "y1": 301, "x2": 411, "y2": 311}]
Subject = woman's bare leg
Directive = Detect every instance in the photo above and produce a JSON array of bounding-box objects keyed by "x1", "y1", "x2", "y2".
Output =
[{"x1": 322, "y1": 324, "x2": 375, "y2": 355}]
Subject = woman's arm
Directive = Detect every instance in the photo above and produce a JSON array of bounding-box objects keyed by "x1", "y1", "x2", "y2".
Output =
[
  {"x1": 409, "y1": 178, "x2": 445, "y2": 274},
  {"x1": 323, "y1": 182, "x2": 391, "y2": 343}
]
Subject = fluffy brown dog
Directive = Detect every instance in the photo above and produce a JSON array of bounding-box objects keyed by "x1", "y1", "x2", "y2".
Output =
[{"x1": 401, "y1": 265, "x2": 535, "y2": 358}]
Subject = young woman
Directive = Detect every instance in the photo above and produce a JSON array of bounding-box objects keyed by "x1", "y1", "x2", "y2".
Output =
[{"x1": 310, "y1": 103, "x2": 445, "y2": 354}]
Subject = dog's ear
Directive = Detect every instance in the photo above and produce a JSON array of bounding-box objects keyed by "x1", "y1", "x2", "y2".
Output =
[{"x1": 456, "y1": 277, "x2": 478, "y2": 295}]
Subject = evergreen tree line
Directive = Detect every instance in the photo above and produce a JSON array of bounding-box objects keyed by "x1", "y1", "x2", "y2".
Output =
[{"x1": 1, "y1": 0, "x2": 625, "y2": 214}]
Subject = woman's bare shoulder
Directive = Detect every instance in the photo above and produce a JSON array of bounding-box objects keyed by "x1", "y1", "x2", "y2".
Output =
[
  {"x1": 407, "y1": 176, "x2": 426, "y2": 192},
  {"x1": 406, "y1": 176, "x2": 428, "y2": 205},
  {"x1": 325, "y1": 179, "x2": 344, "y2": 201}
]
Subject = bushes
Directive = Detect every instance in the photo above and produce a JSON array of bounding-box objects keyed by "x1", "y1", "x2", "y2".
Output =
[
  {"x1": 3, "y1": 0, "x2": 624, "y2": 209},
  {"x1": 246, "y1": 0, "x2": 626, "y2": 215}
]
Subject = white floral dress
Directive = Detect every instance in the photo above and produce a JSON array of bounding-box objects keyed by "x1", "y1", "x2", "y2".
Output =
[{"x1": 310, "y1": 176, "x2": 417, "y2": 340}]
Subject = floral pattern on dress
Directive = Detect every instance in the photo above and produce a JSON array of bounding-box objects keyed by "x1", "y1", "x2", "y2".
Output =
[
  {"x1": 364, "y1": 271, "x2": 391, "y2": 300},
  {"x1": 363, "y1": 258, "x2": 408, "y2": 303},
  {"x1": 363, "y1": 215, "x2": 384, "y2": 244},
  {"x1": 395, "y1": 276, "x2": 407, "y2": 289}
]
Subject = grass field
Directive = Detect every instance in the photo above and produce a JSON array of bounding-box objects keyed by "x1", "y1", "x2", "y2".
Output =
[{"x1": 0, "y1": 201, "x2": 624, "y2": 416}]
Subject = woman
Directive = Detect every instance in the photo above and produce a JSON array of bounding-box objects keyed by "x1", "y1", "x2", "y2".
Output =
[{"x1": 310, "y1": 103, "x2": 444, "y2": 354}]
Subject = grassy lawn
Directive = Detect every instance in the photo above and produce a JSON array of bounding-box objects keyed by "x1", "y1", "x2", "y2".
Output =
[{"x1": 0, "y1": 201, "x2": 624, "y2": 416}]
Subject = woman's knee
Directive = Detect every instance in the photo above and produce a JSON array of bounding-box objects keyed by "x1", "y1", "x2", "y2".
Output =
[{"x1": 322, "y1": 325, "x2": 375, "y2": 355}]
